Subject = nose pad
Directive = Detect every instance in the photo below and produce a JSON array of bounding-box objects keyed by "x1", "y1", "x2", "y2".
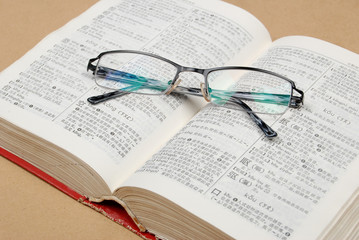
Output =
[
  {"x1": 166, "y1": 79, "x2": 182, "y2": 95},
  {"x1": 200, "y1": 83, "x2": 211, "y2": 102}
]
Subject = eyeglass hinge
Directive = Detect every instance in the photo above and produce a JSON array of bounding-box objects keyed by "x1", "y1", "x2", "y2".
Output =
[
  {"x1": 290, "y1": 96, "x2": 303, "y2": 108},
  {"x1": 290, "y1": 88, "x2": 304, "y2": 108},
  {"x1": 87, "y1": 57, "x2": 98, "y2": 73}
]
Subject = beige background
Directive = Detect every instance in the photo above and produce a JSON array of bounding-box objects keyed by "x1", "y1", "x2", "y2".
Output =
[{"x1": 0, "y1": 0, "x2": 358, "y2": 239}]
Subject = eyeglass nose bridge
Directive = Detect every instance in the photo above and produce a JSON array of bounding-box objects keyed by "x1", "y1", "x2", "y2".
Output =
[
  {"x1": 179, "y1": 66, "x2": 205, "y2": 74},
  {"x1": 176, "y1": 66, "x2": 211, "y2": 102}
]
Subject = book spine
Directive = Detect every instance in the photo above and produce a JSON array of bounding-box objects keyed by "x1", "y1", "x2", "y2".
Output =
[{"x1": 0, "y1": 147, "x2": 155, "y2": 240}]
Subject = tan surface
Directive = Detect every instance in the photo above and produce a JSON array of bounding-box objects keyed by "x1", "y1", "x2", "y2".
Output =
[{"x1": 0, "y1": 0, "x2": 358, "y2": 239}]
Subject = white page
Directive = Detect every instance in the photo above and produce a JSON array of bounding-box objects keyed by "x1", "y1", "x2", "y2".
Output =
[
  {"x1": 0, "y1": 0, "x2": 271, "y2": 191},
  {"x1": 122, "y1": 36, "x2": 359, "y2": 239}
]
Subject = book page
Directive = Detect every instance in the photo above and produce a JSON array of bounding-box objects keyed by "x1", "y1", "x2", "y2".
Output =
[
  {"x1": 122, "y1": 36, "x2": 359, "y2": 239},
  {"x1": 0, "y1": 0, "x2": 271, "y2": 191}
]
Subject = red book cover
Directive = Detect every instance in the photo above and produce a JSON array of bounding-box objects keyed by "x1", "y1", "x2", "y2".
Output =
[{"x1": 0, "y1": 147, "x2": 155, "y2": 240}]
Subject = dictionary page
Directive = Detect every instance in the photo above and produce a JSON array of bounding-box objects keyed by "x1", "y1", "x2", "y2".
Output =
[
  {"x1": 121, "y1": 36, "x2": 359, "y2": 239},
  {"x1": 0, "y1": 0, "x2": 271, "y2": 193}
]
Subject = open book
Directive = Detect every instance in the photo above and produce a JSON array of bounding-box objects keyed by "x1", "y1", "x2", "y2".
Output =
[{"x1": 1, "y1": 0, "x2": 359, "y2": 239}]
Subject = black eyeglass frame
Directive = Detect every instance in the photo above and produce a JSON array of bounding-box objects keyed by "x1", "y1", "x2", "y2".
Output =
[{"x1": 87, "y1": 50, "x2": 304, "y2": 138}]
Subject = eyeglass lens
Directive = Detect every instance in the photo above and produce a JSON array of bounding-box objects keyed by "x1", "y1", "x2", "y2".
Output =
[
  {"x1": 95, "y1": 52, "x2": 177, "y2": 94},
  {"x1": 94, "y1": 52, "x2": 292, "y2": 114}
]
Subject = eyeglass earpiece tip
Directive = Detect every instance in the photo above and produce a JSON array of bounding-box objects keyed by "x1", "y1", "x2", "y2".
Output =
[{"x1": 265, "y1": 131, "x2": 277, "y2": 138}]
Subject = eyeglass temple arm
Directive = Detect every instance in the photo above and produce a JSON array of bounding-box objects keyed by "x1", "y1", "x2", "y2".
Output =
[
  {"x1": 174, "y1": 87, "x2": 277, "y2": 138},
  {"x1": 87, "y1": 90, "x2": 130, "y2": 104},
  {"x1": 87, "y1": 86, "x2": 277, "y2": 138},
  {"x1": 87, "y1": 87, "x2": 277, "y2": 138},
  {"x1": 227, "y1": 97, "x2": 277, "y2": 138}
]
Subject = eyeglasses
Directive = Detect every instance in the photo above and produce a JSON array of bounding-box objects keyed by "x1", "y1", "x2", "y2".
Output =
[{"x1": 87, "y1": 50, "x2": 304, "y2": 138}]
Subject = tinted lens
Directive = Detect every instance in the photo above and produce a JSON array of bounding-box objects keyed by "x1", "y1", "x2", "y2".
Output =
[
  {"x1": 95, "y1": 52, "x2": 178, "y2": 94},
  {"x1": 207, "y1": 69, "x2": 292, "y2": 114}
]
